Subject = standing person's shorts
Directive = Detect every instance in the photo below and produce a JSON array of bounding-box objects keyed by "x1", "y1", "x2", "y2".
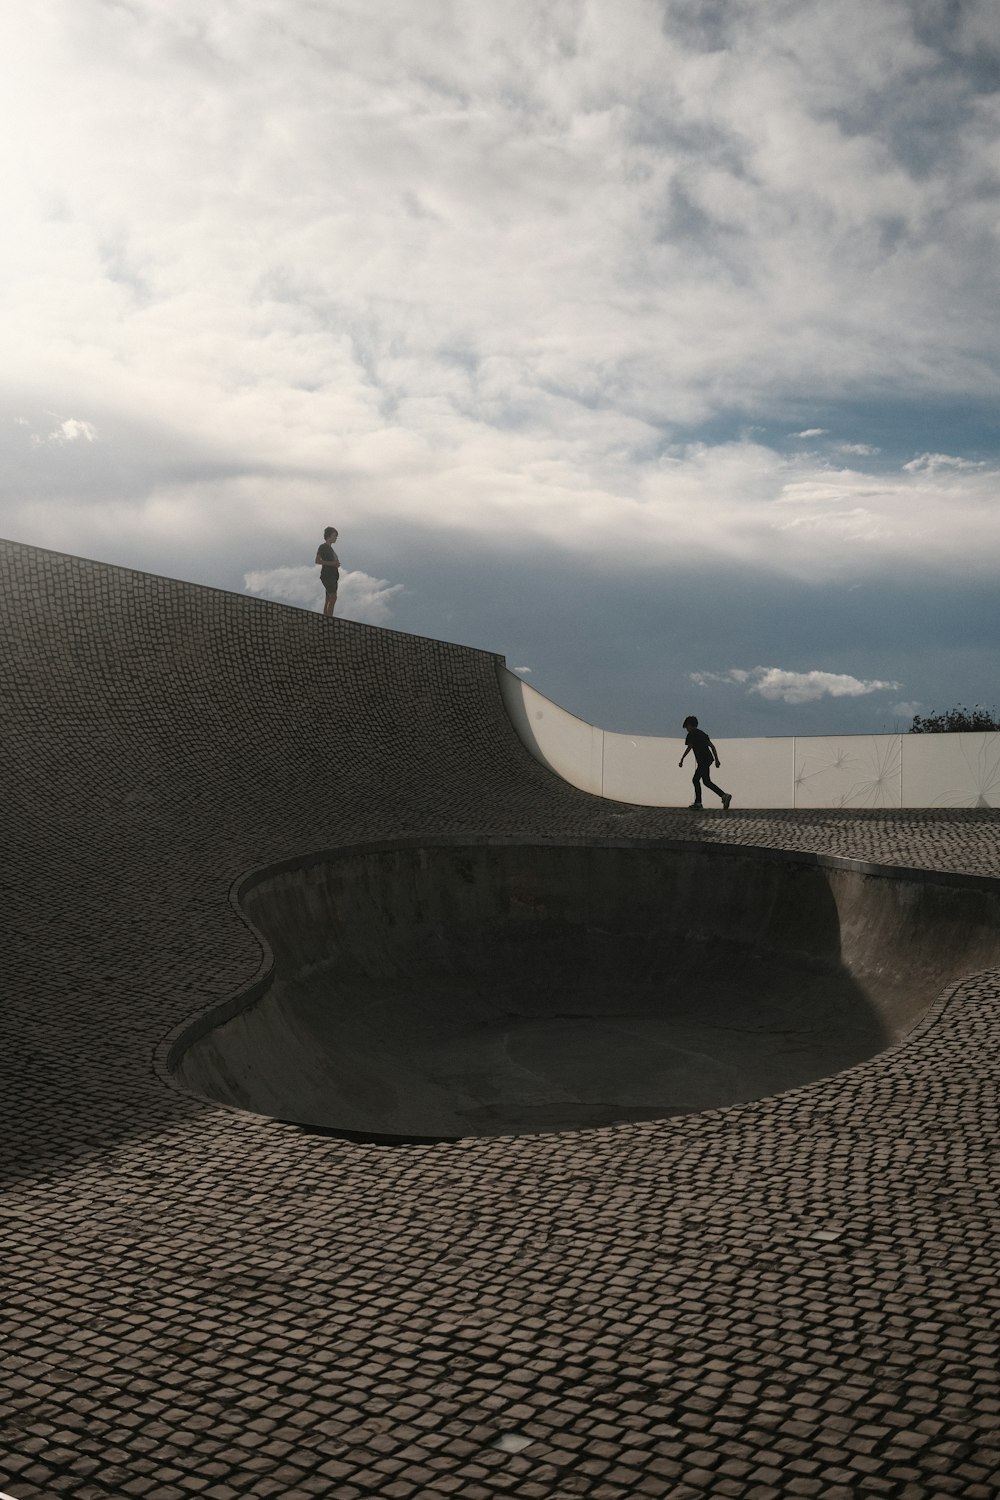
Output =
[{"x1": 321, "y1": 570, "x2": 339, "y2": 598}]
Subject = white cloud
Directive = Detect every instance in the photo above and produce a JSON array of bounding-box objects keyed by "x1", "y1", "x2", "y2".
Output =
[
  {"x1": 512, "y1": 665, "x2": 532, "y2": 675},
  {"x1": 772, "y1": 505, "x2": 887, "y2": 543},
  {"x1": 902, "y1": 452, "x2": 987, "y2": 473},
  {"x1": 891, "y1": 701, "x2": 922, "y2": 719},
  {"x1": 49, "y1": 417, "x2": 97, "y2": 444},
  {"x1": 0, "y1": 0, "x2": 998, "y2": 601},
  {"x1": 338, "y1": 570, "x2": 405, "y2": 624},
  {"x1": 243, "y1": 564, "x2": 404, "y2": 624},
  {"x1": 5, "y1": 415, "x2": 1000, "y2": 593},
  {"x1": 4, "y1": 5, "x2": 998, "y2": 424},
  {"x1": 692, "y1": 666, "x2": 902, "y2": 705},
  {"x1": 837, "y1": 442, "x2": 880, "y2": 456},
  {"x1": 243, "y1": 565, "x2": 318, "y2": 609},
  {"x1": 17, "y1": 414, "x2": 98, "y2": 448}
]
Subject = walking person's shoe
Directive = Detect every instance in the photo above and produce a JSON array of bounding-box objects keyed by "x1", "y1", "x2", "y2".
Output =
[
  {"x1": 688, "y1": 802, "x2": 702, "y2": 809},
  {"x1": 722, "y1": 793, "x2": 732, "y2": 810}
]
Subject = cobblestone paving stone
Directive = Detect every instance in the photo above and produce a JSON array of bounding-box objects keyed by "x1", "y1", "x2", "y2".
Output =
[{"x1": 1, "y1": 538, "x2": 999, "y2": 1499}]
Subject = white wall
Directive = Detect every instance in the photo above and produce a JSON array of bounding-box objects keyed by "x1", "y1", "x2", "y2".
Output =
[{"x1": 499, "y1": 669, "x2": 1000, "y2": 810}]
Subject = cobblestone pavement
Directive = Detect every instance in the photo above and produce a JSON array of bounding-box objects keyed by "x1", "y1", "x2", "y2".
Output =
[{"x1": 1, "y1": 538, "x2": 999, "y2": 1500}]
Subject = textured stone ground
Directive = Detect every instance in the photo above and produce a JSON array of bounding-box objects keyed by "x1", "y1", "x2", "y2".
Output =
[{"x1": 1, "y1": 538, "x2": 998, "y2": 1500}]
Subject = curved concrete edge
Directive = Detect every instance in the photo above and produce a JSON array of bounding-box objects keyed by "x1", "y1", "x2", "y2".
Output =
[
  {"x1": 498, "y1": 666, "x2": 605, "y2": 794},
  {"x1": 154, "y1": 873, "x2": 275, "y2": 1089},
  {"x1": 498, "y1": 665, "x2": 1000, "y2": 810},
  {"x1": 155, "y1": 831, "x2": 1000, "y2": 1122}
]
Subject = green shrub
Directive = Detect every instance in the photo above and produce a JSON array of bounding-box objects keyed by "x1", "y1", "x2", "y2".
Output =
[{"x1": 909, "y1": 704, "x2": 1000, "y2": 733}]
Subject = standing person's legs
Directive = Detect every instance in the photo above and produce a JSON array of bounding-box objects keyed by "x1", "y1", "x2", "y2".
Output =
[
  {"x1": 698, "y1": 760, "x2": 727, "y2": 804},
  {"x1": 323, "y1": 589, "x2": 337, "y2": 617}
]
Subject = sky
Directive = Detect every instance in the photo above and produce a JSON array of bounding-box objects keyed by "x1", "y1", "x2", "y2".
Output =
[{"x1": 2, "y1": 0, "x2": 999, "y2": 737}]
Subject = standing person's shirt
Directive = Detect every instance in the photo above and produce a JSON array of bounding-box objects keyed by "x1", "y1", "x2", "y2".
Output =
[
  {"x1": 316, "y1": 542, "x2": 340, "y2": 589},
  {"x1": 685, "y1": 727, "x2": 715, "y2": 765}
]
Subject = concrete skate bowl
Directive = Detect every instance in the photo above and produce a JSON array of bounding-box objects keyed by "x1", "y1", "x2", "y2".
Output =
[{"x1": 171, "y1": 840, "x2": 1000, "y2": 1143}]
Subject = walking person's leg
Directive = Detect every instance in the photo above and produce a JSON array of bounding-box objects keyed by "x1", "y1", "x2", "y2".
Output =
[
  {"x1": 690, "y1": 766, "x2": 704, "y2": 807},
  {"x1": 699, "y1": 762, "x2": 730, "y2": 807}
]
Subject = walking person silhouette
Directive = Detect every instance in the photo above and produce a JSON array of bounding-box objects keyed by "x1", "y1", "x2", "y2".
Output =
[{"x1": 679, "y1": 716, "x2": 732, "y2": 810}]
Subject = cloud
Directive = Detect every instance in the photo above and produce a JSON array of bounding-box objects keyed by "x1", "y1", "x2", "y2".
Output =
[
  {"x1": 890, "y1": 701, "x2": 922, "y2": 719},
  {"x1": 243, "y1": 566, "x2": 319, "y2": 609},
  {"x1": 16, "y1": 415, "x2": 99, "y2": 448},
  {"x1": 338, "y1": 570, "x2": 406, "y2": 624},
  {"x1": 837, "y1": 442, "x2": 880, "y2": 456},
  {"x1": 5, "y1": 396, "x2": 1000, "y2": 594},
  {"x1": 902, "y1": 452, "x2": 987, "y2": 473},
  {"x1": 3, "y1": 2, "x2": 999, "y2": 465},
  {"x1": 511, "y1": 665, "x2": 532, "y2": 675},
  {"x1": 244, "y1": 565, "x2": 404, "y2": 624},
  {"x1": 50, "y1": 418, "x2": 98, "y2": 444},
  {"x1": 691, "y1": 666, "x2": 902, "y2": 705},
  {"x1": 0, "y1": 0, "x2": 999, "y2": 704}
]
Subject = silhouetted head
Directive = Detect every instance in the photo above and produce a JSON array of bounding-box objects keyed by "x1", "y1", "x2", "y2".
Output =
[
  {"x1": 324, "y1": 526, "x2": 338, "y2": 541},
  {"x1": 683, "y1": 715, "x2": 698, "y2": 730}
]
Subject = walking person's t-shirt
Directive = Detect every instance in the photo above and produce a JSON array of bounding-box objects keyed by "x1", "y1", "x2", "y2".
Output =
[{"x1": 685, "y1": 727, "x2": 714, "y2": 765}]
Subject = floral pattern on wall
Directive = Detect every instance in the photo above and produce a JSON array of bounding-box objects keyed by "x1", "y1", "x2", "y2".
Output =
[{"x1": 794, "y1": 736, "x2": 903, "y2": 809}]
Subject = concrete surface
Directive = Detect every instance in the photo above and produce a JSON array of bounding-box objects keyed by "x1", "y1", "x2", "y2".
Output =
[
  {"x1": 2, "y1": 535, "x2": 1000, "y2": 1500},
  {"x1": 175, "y1": 841, "x2": 1000, "y2": 1141}
]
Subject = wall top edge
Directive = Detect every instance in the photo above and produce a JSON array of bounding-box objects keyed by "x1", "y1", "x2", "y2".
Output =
[{"x1": 1, "y1": 535, "x2": 506, "y2": 661}]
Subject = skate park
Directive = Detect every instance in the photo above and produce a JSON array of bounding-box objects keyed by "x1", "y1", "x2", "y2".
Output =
[
  {"x1": 174, "y1": 840, "x2": 1000, "y2": 1144},
  {"x1": 3, "y1": 536, "x2": 1000, "y2": 1499}
]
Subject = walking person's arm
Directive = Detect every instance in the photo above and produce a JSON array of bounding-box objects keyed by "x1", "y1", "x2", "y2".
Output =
[
  {"x1": 707, "y1": 738, "x2": 721, "y2": 767},
  {"x1": 678, "y1": 746, "x2": 690, "y2": 768}
]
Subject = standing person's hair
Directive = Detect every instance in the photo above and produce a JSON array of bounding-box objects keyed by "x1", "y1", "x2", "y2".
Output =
[{"x1": 324, "y1": 526, "x2": 338, "y2": 540}]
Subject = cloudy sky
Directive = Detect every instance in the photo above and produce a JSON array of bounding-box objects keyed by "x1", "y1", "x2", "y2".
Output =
[{"x1": 3, "y1": 0, "x2": 999, "y2": 735}]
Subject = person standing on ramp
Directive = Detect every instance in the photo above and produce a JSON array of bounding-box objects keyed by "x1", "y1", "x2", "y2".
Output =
[
  {"x1": 316, "y1": 526, "x2": 340, "y2": 617},
  {"x1": 679, "y1": 716, "x2": 732, "y2": 809}
]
